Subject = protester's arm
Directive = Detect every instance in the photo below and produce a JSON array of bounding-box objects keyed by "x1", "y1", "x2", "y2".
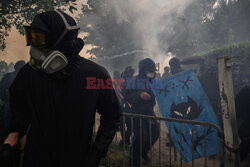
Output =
[
  {"x1": 85, "y1": 68, "x2": 121, "y2": 167},
  {"x1": 125, "y1": 88, "x2": 152, "y2": 105}
]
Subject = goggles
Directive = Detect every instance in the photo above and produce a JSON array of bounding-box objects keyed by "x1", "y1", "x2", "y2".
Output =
[
  {"x1": 24, "y1": 26, "x2": 52, "y2": 49},
  {"x1": 24, "y1": 10, "x2": 80, "y2": 49}
]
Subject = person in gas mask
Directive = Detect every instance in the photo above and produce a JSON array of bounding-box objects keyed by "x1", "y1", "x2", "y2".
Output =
[
  {"x1": 3, "y1": 10, "x2": 121, "y2": 167},
  {"x1": 0, "y1": 61, "x2": 26, "y2": 129},
  {"x1": 169, "y1": 57, "x2": 183, "y2": 75},
  {"x1": 124, "y1": 58, "x2": 160, "y2": 167}
]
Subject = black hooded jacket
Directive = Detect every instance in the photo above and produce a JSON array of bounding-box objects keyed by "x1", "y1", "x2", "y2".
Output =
[
  {"x1": 124, "y1": 58, "x2": 156, "y2": 116},
  {"x1": 9, "y1": 56, "x2": 121, "y2": 167},
  {"x1": 7, "y1": 11, "x2": 121, "y2": 167}
]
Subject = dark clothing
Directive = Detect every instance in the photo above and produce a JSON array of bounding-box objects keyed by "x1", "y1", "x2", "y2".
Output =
[
  {"x1": 198, "y1": 68, "x2": 221, "y2": 122},
  {"x1": 8, "y1": 55, "x2": 121, "y2": 167},
  {"x1": 119, "y1": 93, "x2": 132, "y2": 145},
  {"x1": 161, "y1": 72, "x2": 169, "y2": 78},
  {"x1": 170, "y1": 67, "x2": 183, "y2": 75},
  {"x1": 235, "y1": 86, "x2": 250, "y2": 161},
  {"x1": 125, "y1": 72, "x2": 159, "y2": 166},
  {"x1": 0, "y1": 70, "x2": 22, "y2": 128},
  {"x1": 132, "y1": 118, "x2": 159, "y2": 165},
  {"x1": 235, "y1": 86, "x2": 250, "y2": 121},
  {"x1": 119, "y1": 69, "x2": 134, "y2": 145},
  {"x1": 238, "y1": 119, "x2": 250, "y2": 161}
]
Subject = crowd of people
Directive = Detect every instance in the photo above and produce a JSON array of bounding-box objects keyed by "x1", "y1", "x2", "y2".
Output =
[{"x1": 113, "y1": 56, "x2": 250, "y2": 166}]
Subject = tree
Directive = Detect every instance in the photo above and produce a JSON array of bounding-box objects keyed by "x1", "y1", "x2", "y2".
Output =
[
  {"x1": 163, "y1": 0, "x2": 250, "y2": 58},
  {"x1": 0, "y1": 0, "x2": 78, "y2": 51},
  {"x1": 161, "y1": 0, "x2": 218, "y2": 58},
  {"x1": 79, "y1": 0, "x2": 142, "y2": 58}
]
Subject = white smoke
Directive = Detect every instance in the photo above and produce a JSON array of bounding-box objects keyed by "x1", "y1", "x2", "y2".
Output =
[
  {"x1": 106, "y1": 0, "x2": 193, "y2": 73},
  {"x1": 103, "y1": 50, "x2": 151, "y2": 60}
]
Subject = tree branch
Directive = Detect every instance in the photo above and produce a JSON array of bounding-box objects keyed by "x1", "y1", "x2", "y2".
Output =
[{"x1": 2, "y1": 8, "x2": 33, "y2": 15}]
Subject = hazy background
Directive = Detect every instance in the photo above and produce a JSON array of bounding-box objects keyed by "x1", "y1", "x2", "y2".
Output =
[{"x1": 1, "y1": 0, "x2": 250, "y2": 74}]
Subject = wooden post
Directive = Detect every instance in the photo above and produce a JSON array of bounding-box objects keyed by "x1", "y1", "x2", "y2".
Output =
[{"x1": 217, "y1": 57, "x2": 240, "y2": 167}]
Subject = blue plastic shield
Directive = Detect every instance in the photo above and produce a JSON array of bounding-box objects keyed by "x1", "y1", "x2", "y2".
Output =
[{"x1": 151, "y1": 69, "x2": 221, "y2": 162}]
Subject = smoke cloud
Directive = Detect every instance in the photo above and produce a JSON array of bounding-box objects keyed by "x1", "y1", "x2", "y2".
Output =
[{"x1": 102, "y1": 0, "x2": 193, "y2": 73}]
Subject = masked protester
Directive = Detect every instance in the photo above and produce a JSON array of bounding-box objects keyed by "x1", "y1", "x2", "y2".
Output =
[
  {"x1": 169, "y1": 57, "x2": 183, "y2": 75},
  {"x1": 3, "y1": 11, "x2": 121, "y2": 167},
  {"x1": 124, "y1": 58, "x2": 160, "y2": 167}
]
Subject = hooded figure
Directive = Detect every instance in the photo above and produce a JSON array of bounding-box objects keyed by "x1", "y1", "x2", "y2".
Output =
[
  {"x1": 169, "y1": 57, "x2": 183, "y2": 75},
  {"x1": 0, "y1": 60, "x2": 25, "y2": 128},
  {"x1": 124, "y1": 58, "x2": 159, "y2": 167},
  {"x1": 3, "y1": 11, "x2": 121, "y2": 167},
  {"x1": 121, "y1": 66, "x2": 135, "y2": 79},
  {"x1": 162, "y1": 66, "x2": 170, "y2": 78}
]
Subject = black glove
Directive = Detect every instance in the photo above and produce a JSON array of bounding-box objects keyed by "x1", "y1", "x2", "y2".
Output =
[
  {"x1": 83, "y1": 147, "x2": 102, "y2": 167},
  {"x1": 0, "y1": 143, "x2": 21, "y2": 167}
]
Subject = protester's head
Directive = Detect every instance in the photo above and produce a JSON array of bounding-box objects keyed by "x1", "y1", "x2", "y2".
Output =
[
  {"x1": 122, "y1": 66, "x2": 135, "y2": 78},
  {"x1": 164, "y1": 66, "x2": 170, "y2": 73},
  {"x1": 14, "y1": 60, "x2": 26, "y2": 71},
  {"x1": 138, "y1": 58, "x2": 156, "y2": 79},
  {"x1": 169, "y1": 57, "x2": 180, "y2": 68},
  {"x1": 25, "y1": 10, "x2": 84, "y2": 74},
  {"x1": 169, "y1": 57, "x2": 182, "y2": 75}
]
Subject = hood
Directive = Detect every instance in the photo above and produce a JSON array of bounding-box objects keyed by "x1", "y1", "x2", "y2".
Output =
[
  {"x1": 31, "y1": 11, "x2": 84, "y2": 59},
  {"x1": 138, "y1": 58, "x2": 156, "y2": 77}
]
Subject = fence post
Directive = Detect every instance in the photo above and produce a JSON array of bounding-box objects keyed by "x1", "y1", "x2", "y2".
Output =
[{"x1": 217, "y1": 56, "x2": 240, "y2": 167}]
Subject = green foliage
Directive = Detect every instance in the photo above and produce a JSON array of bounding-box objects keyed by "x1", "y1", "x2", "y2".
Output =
[
  {"x1": 0, "y1": 0, "x2": 78, "y2": 51},
  {"x1": 193, "y1": 41, "x2": 250, "y2": 59},
  {"x1": 79, "y1": 0, "x2": 141, "y2": 59},
  {"x1": 166, "y1": 0, "x2": 250, "y2": 58}
]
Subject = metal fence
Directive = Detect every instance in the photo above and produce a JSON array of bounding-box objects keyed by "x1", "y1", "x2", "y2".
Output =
[{"x1": 99, "y1": 112, "x2": 230, "y2": 167}]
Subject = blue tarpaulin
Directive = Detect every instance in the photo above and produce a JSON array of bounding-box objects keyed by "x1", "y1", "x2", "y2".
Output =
[{"x1": 151, "y1": 69, "x2": 221, "y2": 162}]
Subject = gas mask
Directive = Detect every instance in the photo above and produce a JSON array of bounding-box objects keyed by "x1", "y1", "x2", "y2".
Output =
[
  {"x1": 29, "y1": 46, "x2": 68, "y2": 73},
  {"x1": 25, "y1": 10, "x2": 80, "y2": 74}
]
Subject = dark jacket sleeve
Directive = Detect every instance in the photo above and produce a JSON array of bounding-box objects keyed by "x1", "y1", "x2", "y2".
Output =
[
  {"x1": 8, "y1": 68, "x2": 30, "y2": 136},
  {"x1": 93, "y1": 68, "x2": 122, "y2": 157}
]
